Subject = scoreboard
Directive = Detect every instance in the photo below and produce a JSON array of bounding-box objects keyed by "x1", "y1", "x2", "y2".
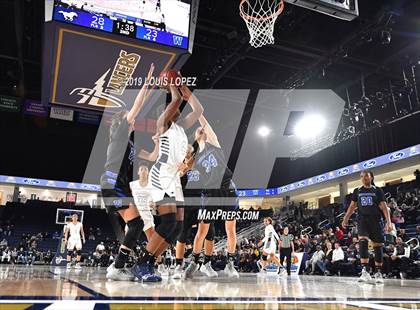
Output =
[
  {"x1": 51, "y1": 0, "x2": 191, "y2": 49},
  {"x1": 284, "y1": 0, "x2": 358, "y2": 21}
]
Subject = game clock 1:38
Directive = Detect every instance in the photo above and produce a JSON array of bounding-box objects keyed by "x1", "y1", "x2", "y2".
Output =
[{"x1": 113, "y1": 21, "x2": 136, "y2": 38}]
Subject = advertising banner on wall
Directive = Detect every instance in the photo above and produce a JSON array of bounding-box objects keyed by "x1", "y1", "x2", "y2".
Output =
[
  {"x1": 50, "y1": 106, "x2": 74, "y2": 121},
  {"x1": 77, "y1": 111, "x2": 101, "y2": 125},
  {"x1": 23, "y1": 99, "x2": 49, "y2": 117},
  {"x1": 0, "y1": 95, "x2": 21, "y2": 113}
]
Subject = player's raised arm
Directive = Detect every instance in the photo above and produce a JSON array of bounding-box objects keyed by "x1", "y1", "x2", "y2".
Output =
[
  {"x1": 199, "y1": 115, "x2": 221, "y2": 148},
  {"x1": 156, "y1": 85, "x2": 182, "y2": 133},
  {"x1": 126, "y1": 63, "x2": 155, "y2": 124},
  {"x1": 178, "y1": 85, "x2": 204, "y2": 130}
]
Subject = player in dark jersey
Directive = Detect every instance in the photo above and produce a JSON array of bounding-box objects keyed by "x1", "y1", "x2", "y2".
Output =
[
  {"x1": 102, "y1": 63, "x2": 155, "y2": 281},
  {"x1": 173, "y1": 140, "x2": 218, "y2": 279},
  {"x1": 184, "y1": 115, "x2": 239, "y2": 279},
  {"x1": 342, "y1": 170, "x2": 392, "y2": 284}
]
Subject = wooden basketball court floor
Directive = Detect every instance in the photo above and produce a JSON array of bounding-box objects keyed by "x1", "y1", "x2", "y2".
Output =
[{"x1": 0, "y1": 265, "x2": 419, "y2": 309}]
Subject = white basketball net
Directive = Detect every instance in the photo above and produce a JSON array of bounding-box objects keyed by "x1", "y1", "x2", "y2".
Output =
[{"x1": 239, "y1": 0, "x2": 284, "y2": 48}]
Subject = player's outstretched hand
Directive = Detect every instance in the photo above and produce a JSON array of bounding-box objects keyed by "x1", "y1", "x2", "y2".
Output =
[
  {"x1": 341, "y1": 219, "x2": 348, "y2": 229},
  {"x1": 146, "y1": 63, "x2": 155, "y2": 84}
]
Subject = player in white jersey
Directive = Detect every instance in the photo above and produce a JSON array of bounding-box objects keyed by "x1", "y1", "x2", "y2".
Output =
[
  {"x1": 257, "y1": 217, "x2": 281, "y2": 271},
  {"x1": 64, "y1": 214, "x2": 85, "y2": 269},
  {"x1": 129, "y1": 164, "x2": 156, "y2": 241},
  {"x1": 132, "y1": 81, "x2": 203, "y2": 281}
]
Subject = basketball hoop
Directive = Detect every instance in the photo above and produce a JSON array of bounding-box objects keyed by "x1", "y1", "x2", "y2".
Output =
[{"x1": 239, "y1": 0, "x2": 285, "y2": 48}]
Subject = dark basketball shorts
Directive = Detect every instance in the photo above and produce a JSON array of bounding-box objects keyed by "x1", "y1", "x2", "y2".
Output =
[
  {"x1": 100, "y1": 173, "x2": 134, "y2": 212},
  {"x1": 357, "y1": 215, "x2": 385, "y2": 243},
  {"x1": 200, "y1": 187, "x2": 239, "y2": 223}
]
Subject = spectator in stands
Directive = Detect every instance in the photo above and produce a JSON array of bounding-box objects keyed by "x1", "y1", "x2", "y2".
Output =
[
  {"x1": 88, "y1": 229, "x2": 96, "y2": 241},
  {"x1": 391, "y1": 207, "x2": 405, "y2": 228},
  {"x1": 52, "y1": 231, "x2": 61, "y2": 239},
  {"x1": 95, "y1": 227, "x2": 102, "y2": 238},
  {"x1": 0, "y1": 238, "x2": 7, "y2": 247},
  {"x1": 305, "y1": 245, "x2": 324, "y2": 274},
  {"x1": 399, "y1": 229, "x2": 408, "y2": 242},
  {"x1": 334, "y1": 227, "x2": 344, "y2": 244},
  {"x1": 325, "y1": 242, "x2": 344, "y2": 276}
]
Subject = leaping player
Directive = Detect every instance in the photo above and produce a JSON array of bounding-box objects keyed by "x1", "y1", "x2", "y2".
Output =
[
  {"x1": 257, "y1": 217, "x2": 281, "y2": 272},
  {"x1": 102, "y1": 63, "x2": 155, "y2": 281},
  {"x1": 184, "y1": 114, "x2": 240, "y2": 279},
  {"x1": 132, "y1": 80, "x2": 204, "y2": 282},
  {"x1": 64, "y1": 214, "x2": 85, "y2": 269}
]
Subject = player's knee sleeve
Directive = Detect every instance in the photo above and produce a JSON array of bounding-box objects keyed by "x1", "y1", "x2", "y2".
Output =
[
  {"x1": 156, "y1": 213, "x2": 177, "y2": 243},
  {"x1": 169, "y1": 220, "x2": 183, "y2": 244},
  {"x1": 76, "y1": 250, "x2": 82, "y2": 256},
  {"x1": 373, "y1": 246, "x2": 383, "y2": 264},
  {"x1": 262, "y1": 254, "x2": 268, "y2": 261},
  {"x1": 177, "y1": 226, "x2": 191, "y2": 244},
  {"x1": 205, "y1": 222, "x2": 215, "y2": 241},
  {"x1": 123, "y1": 216, "x2": 144, "y2": 249},
  {"x1": 67, "y1": 250, "x2": 73, "y2": 257},
  {"x1": 359, "y1": 239, "x2": 369, "y2": 259}
]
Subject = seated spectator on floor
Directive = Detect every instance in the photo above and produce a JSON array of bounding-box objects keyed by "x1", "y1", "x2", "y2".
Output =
[
  {"x1": 44, "y1": 250, "x2": 53, "y2": 265},
  {"x1": 325, "y1": 242, "x2": 344, "y2": 276},
  {"x1": 96, "y1": 242, "x2": 105, "y2": 253},
  {"x1": 16, "y1": 247, "x2": 27, "y2": 265},
  {"x1": 1, "y1": 247, "x2": 11, "y2": 263},
  {"x1": 317, "y1": 241, "x2": 333, "y2": 274},
  {"x1": 390, "y1": 237, "x2": 411, "y2": 279},
  {"x1": 213, "y1": 251, "x2": 227, "y2": 271},
  {"x1": 305, "y1": 245, "x2": 324, "y2": 274},
  {"x1": 11, "y1": 248, "x2": 17, "y2": 264}
]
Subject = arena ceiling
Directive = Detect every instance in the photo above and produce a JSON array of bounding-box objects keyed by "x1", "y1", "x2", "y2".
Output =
[{"x1": 1, "y1": 0, "x2": 420, "y2": 99}]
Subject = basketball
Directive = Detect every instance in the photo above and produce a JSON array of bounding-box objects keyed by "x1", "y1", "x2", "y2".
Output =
[{"x1": 158, "y1": 69, "x2": 182, "y2": 89}]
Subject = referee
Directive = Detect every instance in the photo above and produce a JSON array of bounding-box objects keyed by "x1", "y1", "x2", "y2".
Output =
[
  {"x1": 342, "y1": 170, "x2": 392, "y2": 284},
  {"x1": 278, "y1": 226, "x2": 295, "y2": 276}
]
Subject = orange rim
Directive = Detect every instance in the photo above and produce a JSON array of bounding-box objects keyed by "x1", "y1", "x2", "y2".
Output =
[{"x1": 239, "y1": 0, "x2": 284, "y2": 22}]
